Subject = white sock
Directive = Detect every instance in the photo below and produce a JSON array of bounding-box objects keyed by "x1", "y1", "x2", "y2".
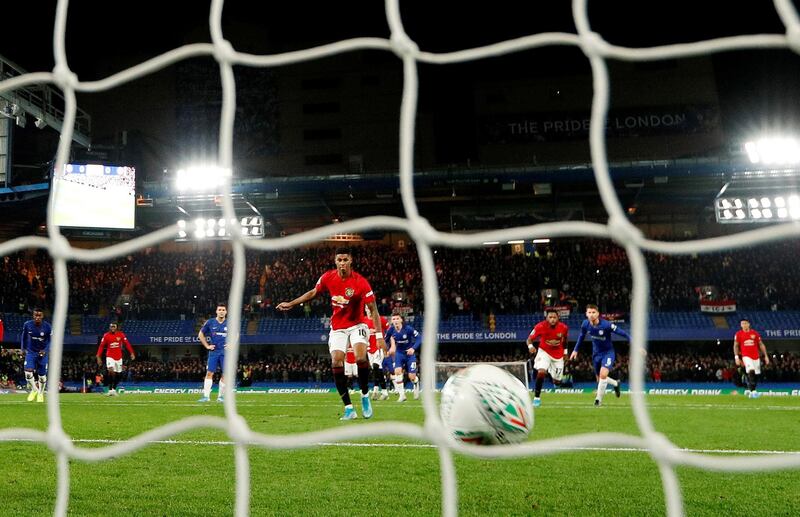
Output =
[
  {"x1": 597, "y1": 378, "x2": 608, "y2": 402},
  {"x1": 606, "y1": 377, "x2": 618, "y2": 388},
  {"x1": 412, "y1": 377, "x2": 419, "y2": 392},
  {"x1": 26, "y1": 371, "x2": 37, "y2": 392},
  {"x1": 394, "y1": 378, "x2": 405, "y2": 397},
  {"x1": 203, "y1": 378, "x2": 213, "y2": 398},
  {"x1": 38, "y1": 375, "x2": 47, "y2": 394},
  {"x1": 219, "y1": 380, "x2": 226, "y2": 398}
]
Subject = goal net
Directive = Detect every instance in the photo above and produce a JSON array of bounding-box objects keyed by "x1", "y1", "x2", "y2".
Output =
[
  {"x1": 435, "y1": 361, "x2": 530, "y2": 391},
  {"x1": 2, "y1": 1, "x2": 800, "y2": 516}
]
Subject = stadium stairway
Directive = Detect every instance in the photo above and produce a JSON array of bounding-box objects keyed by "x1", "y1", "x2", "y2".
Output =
[
  {"x1": 69, "y1": 314, "x2": 82, "y2": 335},
  {"x1": 246, "y1": 318, "x2": 259, "y2": 335},
  {"x1": 712, "y1": 315, "x2": 729, "y2": 329}
]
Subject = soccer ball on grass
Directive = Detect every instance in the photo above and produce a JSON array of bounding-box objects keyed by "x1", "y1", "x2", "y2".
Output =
[{"x1": 439, "y1": 364, "x2": 533, "y2": 445}]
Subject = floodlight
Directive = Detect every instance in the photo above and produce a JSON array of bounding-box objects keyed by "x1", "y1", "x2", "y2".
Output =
[
  {"x1": 34, "y1": 117, "x2": 46, "y2": 129},
  {"x1": 760, "y1": 197, "x2": 771, "y2": 208},
  {"x1": 177, "y1": 220, "x2": 186, "y2": 229},
  {"x1": 762, "y1": 208, "x2": 773, "y2": 218},
  {"x1": 178, "y1": 230, "x2": 187, "y2": 238},
  {"x1": 778, "y1": 208, "x2": 788, "y2": 218},
  {"x1": 744, "y1": 137, "x2": 800, "y2": 165},
  {"x1": 775, "y1": 197, "x2": 786, "y2": 208},
  {"x1": 194, "y1": 229, "x2": 205, "y2": 239}
]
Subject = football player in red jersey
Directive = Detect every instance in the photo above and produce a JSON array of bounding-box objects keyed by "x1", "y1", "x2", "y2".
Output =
[
  {"x1": 734, "y1": 318, "x2": 769, "y2": 398},
  {"x1": 526, "y1": 309, "x2": 569, "y2": 407},
  {"x1": 278, "y1": 247, "x2": 386, "y2": 420},
  {"x1": 96, "y1": 322, "x2": 135, "y2": 396}
]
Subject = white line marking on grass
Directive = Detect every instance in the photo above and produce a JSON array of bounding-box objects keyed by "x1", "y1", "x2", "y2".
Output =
[{"x1": 3, "y1": 437, "x2": 799, "y2": 456}]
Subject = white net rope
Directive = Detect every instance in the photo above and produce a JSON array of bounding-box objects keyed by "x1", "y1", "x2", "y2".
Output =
[{"x1": 1, "y1": 0, "x2": 800, "y2": 515}]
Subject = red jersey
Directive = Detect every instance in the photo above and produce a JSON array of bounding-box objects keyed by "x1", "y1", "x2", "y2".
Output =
[
  {"x1": 362, "y1": 315, "x2": 389, "y2": 354},
  {"x1": 316, "y1": 270, "x2": 375, "y2": 330},
  {"x1": 528, "y1": 321, "x2": 569, "y2": 359},
  {"x1": 345, "y1": 342, "x2": 356, "y2": 364},
  {"x1": 0, "y1": 318, "x2": 4, "y2": 342},
  {"x1": 735, "y1": 330, "x2": 762, "y2": 360},
  {"x1": 97, "y1": 331, "x2": 134, "y2": 361}
]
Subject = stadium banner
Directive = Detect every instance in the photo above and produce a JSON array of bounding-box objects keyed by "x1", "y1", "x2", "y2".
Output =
[
  {"x1": 700, "y1": 299, "x2": 737, "y2": 313},
  {"x1": 115, "y1": 387, "x2": 338, "y2": 394},
  {"x1": 51, "y1": 324, "x2": 800, "y2": 346},
  {"x1": 32, "y1": 386, "x2": 800, "y2": 396},
  {"x1": 544, "y1": 305, "x2": 571, "y2": 318}
]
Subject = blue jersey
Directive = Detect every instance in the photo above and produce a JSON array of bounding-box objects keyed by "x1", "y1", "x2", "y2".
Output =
[
  {"x1": 200, "y1": 318, "x2": 228, "y2": 352},
  {"x1": 385, "y1": 324, "x2": 421, "y2": 353},
  {"x1": 21, "y1": 320, "x2": 52, "y2": 353},
  {"x1": 573, "y1": 318, "x2": 630, "y2": 356}
]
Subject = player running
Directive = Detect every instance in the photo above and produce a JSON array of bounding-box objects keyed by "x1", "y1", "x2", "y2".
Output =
[
  {"x1": 385, "y1": 314, "x2": 422, "y2": 402},
  {"x1": 277, "y1": 247, "x2": 386, "y2": 420},
  {"x1": 569, "y1": 304, "x2": 630, "y2": 406},
  {"x1": 526, "y1": 309, "x2": 569, "y2": 408}
]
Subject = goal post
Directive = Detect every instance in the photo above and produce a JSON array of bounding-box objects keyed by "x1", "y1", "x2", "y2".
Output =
[{"x1": 435, "y1": 361, "x2": 530, "y2": 391}]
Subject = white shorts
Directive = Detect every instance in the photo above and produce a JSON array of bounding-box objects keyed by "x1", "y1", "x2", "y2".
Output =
[
  {"x1": 106, "y1": 357, "x2": 123, "y2": 373},
  {"x1": 743, "y1": 356, "x2": 761, "y2": 375},
  {"x1": 344, "y1": 361, "x2": 358, "y2": 377},
  {"x1": 533, "y1": 349, "x2": 564, "y2": 382},
  {"x1": 368, "y1": 349, "x2": 384, "y2": 367},
  {"x1": 328, "y1": 324, "x2": 369, "y2": 354}
]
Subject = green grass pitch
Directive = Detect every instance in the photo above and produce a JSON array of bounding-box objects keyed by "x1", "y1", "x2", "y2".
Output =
[{"x1": 1, "y1": 393, "x2": 799, "y2": 516}]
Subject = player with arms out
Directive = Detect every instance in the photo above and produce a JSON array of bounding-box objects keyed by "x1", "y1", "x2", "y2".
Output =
[
  {"x1": 96, "y1": 322, "x2": 135, "y2": 396},
  {"x1": 734, "y1": 318, "x2": 769, "y2": 399},
  {"x1": 21, "y1": 308, "x2": 52, "y2": 402},
  {"x1": 277, "y1": 247, "x2": 386, "y2": 420},
  {"x1": 385, "y1": 314, "x2": 422, "y2": 402},
  {"x1": 569, "y1": 304, "x2": 630, "y2": 406},
  {"x1": 526, "y1": 309, "x2": 569, "y2": 408},
  {"x1": 363, "y1": 306, "x2": 390, "y2": 399},
  {"x1": 198, "y1": 303, "x2": 230, "y2": 403}
]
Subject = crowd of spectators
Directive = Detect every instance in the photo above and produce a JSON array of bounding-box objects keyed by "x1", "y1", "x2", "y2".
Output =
[
  {"x1": 1, "y1": 239, "x2": 800, "y2": 321},
  {"x1": 2, "y1": 348, "x2": 799, "y2": 386}
]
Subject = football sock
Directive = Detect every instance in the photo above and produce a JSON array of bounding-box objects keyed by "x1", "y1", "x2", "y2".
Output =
[
  {"x1": 38, "y1": 375, "x2": 47, "y2": 394},
  {"x1": 203, "y1": 378, "x2": 213, "y2": 398},
  {"x1": 333, "y1": 367, "x2": 352, "y2": 406},
  {"x1": 747, "y1": 371, "x2": 756, "y2": 392},
  {"x1": 357, "y1": 361, "x2": 370, "y2": 395},
  {"x1": 596, "y1": 378, "x2": 608, "y2": 403},
  {"x1": 219, "y1": 380, "x2": 226, "y2": 398},
  {"x1": 26, "y1": 371, "x2": 37, "y2": 392},
  {"x1": 606, "y1": 377, "x2": 618, "y2": 388},
  {"x1": 393, "y1": 376, "x2": 405, "y2": 397},
  {"x1": 372, "y1": 365, "x2": 386, "y2": 390},
  {"x1": 534, "y1": 374, "x2": 545, "y2": 398}
]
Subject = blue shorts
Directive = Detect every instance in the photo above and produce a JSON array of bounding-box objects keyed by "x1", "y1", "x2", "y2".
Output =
[
  {"x1": 393, "y1": 351, "x2": 418, "y2": 374},
  {"x1": 207, "y1": 352, "x2": 225, "y2": 373},
  {"x1": 25, "y1": 351, "x2": 48, "y2": 376},
  {"x1": 382, "y1": 356, "x2": 393, "y2": 373},
  {"x1": 593, "y1": 351, "x2": 615, "y2": 376}
]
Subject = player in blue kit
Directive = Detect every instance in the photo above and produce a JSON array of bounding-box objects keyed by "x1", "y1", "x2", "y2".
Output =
[
  {"x1": 21, "y1": 308, "x2": 52, "y2": 403},
  {"x1": 385, "y1": 314, "x2": 421, "y2": 401},
  {"x1": 569, "y1": 304, "x2": 630, "y2": 406},
  {"x1": 198, "y1": 303, "x2": 229, "y2": 402}
]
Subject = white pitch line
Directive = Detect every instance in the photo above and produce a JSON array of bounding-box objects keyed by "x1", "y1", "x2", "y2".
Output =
[{"x1": 2, "y1": 437, "x2": 799, "y2": 456}]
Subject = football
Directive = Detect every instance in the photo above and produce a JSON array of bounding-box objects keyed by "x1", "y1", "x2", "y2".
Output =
[{"x1": 439, "y1": 364, "x2": 534, "y2": 445}]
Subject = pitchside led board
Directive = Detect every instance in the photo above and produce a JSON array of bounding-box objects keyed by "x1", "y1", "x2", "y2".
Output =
[{"x1": 51, "y1": 163, "x2": 136, "y2": 230}]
